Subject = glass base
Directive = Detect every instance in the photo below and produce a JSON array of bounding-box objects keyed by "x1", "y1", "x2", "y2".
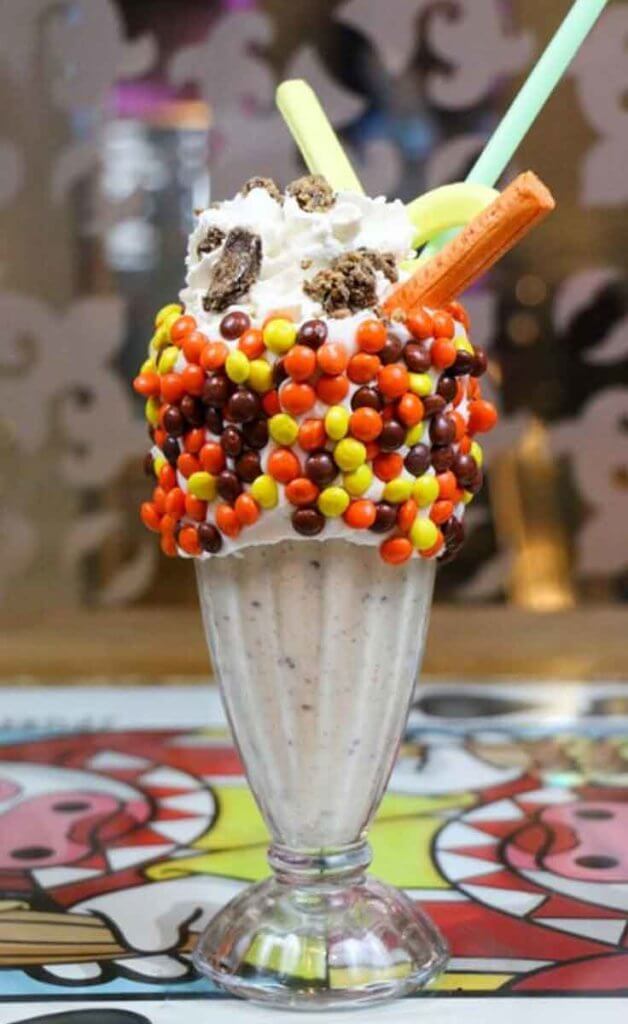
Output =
[{"x1": 192, "y1": 874, "x2": 448, "y2": 1010}]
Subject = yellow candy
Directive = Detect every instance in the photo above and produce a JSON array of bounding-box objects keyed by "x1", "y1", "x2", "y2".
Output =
[
  {"x1": 455, "y1": 333, "x2": 474, "y2": 355},
  {"x1": 325, "y1": 406, "x2": 350, "y2": 440},
  {"x1": 462, "y1": 490, "x2": 475, "y2": 504},
  {"x1": 413, "y1": 474, "x2": 439, "y2": 508},
  {"x1": 141, "y1": 357, "x2": 157, "y2": 374},
  {"x1": 158, "y1": 345, "x2": 179, "y2": 374},
  {"x1": 409, "y1": 373, "x2": 432, "y2": 397},
  {"x1": 225, "y1": 349, "x2": 250, "y2": 383},
  {"x1": 263, "y1": 318, "x2": 297, "y2": 354},
  {"x1": 318, "y1": 486, "x2": 350, "y2": 518},
  {"x1": 410, "y1": 517, "x2": 439, "y2": 551},
  {"x1": 248, "y1": 359, "x2": 273, "y2": 393},
  {"x1": 334, "y1": 438, "x2": 366, "y2": 472},
  {"x1": 405, "y1": 422, "x2": 425, "y2": 446},
  {"x1": 153, "y1": 456, "x2": 166, "y2": 477},
  {"x1": 151, "y1": 325, "x2": 170, "y2": 352},
  {"x1": 163, "y1": 311, "x2": 182, "y2": 338},
  {"x1": 251, "y1": 474, "x2": 278, "y2": 509},
  {"x1": 470, "y1": 441, "x2": 483, "y2": 467},
  {"x1": 145, "y1": 397, "x2": 160, "y2": 427},
  {"x1": 269, "y1": 413, "x2": 298, "y2": 445},
  {"x1": 383, "y1": 477, "x2": 413, "y2": 504},
  {"x1": 343, "y1": 464, "x2": 373, "y2": 497},
  {"x1": 155, "y1": 303, "x2": 182, "y2": 327},
  {"x1": 188, "y1": 471, "x2": 217, "y2": 501}
]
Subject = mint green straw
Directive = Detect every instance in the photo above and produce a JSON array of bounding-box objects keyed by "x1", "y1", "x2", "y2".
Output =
[{"x1": 423, "y1": 0, "x2": 610, "y2": 257}]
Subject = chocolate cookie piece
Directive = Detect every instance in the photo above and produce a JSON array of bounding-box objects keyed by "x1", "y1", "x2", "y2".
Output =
[
  {"x1": 361, "y1": 248, "x2": 398, "y2": 283},
  {"x1": 197, "y1": 225, "x2": 225, "y2": 257},
  {"x1": 240, "y1": 176, "x2": 283, "y2": 203},
  {"x1": 304, "y1": 248, "x2": 397, "y2": 314},
  {"x1": 287, "y1": 174, "x2": 335, "y2": 212},
  {"x1": 203, "y1": 227, "x2": 262, "y2": 313}
]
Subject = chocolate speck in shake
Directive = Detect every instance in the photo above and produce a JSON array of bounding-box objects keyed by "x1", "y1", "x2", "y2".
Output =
[
  {"x1": 240, "y1": 176, "x2": 283, "y2": 203},
  {"x1": 287, "y1": 174, "x2": 335, "y2": 212},
  {"x1": 203, "y1": 227, "x2": 262, "y2": 313}
]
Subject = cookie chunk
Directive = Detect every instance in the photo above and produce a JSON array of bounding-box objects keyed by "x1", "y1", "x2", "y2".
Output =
[
  {"x1": 240, "y1": 176, "x2": 283, "y2": 203},
  {"x1": 287, "y1": 174, "x2": 335, "y2": 212},
  {"x1": 203, "y1": 228, "x2": 262, "y2": 313},
  {"x1": 304, "y1": 248, "x2": 397, "y2": 314},
  {"x1": 197, "y1": 225, "x2": 225, "y2": 258}
]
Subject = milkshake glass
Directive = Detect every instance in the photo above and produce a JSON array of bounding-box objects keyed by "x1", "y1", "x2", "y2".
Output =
[{"x1": 193, "y1": 539, "x2": 446, "y2": 1008}]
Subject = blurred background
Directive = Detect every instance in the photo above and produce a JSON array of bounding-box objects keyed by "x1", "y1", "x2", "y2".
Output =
[{"x1": 0, "y1": 0, "x2": 626, "y2": 677}]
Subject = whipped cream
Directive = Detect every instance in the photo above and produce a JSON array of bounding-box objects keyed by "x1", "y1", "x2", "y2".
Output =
[{"x1": 181, "y1": 187, "x2": 415, "y2": 333}]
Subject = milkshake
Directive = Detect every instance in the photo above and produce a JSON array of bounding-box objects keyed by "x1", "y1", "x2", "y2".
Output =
[{"x1": 133, "y1": 173, "x2": 500, "y2": 1007}]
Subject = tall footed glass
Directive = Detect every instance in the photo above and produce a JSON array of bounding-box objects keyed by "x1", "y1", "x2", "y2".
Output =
[{"x1": 193, "y1": 538, "x2": 447, "y2": 1009}]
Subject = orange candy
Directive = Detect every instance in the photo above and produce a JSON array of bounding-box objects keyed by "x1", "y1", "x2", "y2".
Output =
[
  {"x1": 356, "y1": 319, "x2": 387, "y2": 353},
  {"x1": 468, "y1": 399, "x2": 498, "y2": 434},
  {"x1": 298, "y1": 419, "x2": 326, "y2": 452},
  {"x1": 153, "y1": 486, "x2": 167, "y2": 515},
  {"x1": 185, "y1": 494, "x2": 208, "y2": 521},
  {"x1": 437, "y1": 471, "x2": 462, "y2": 502},
  {"x1": 215, "y1": 504, "x2": 241, "y2": 538},
  {"x1": 374, "y1": 452, "x2": 403, "y2": 482},
  {"x1": 397, "y1": 393, "x2": 424, "y2": 427},
  {"x1": 267, "y1": 447, "x2": 301, "y2": 484},
  {"x1": 420, "y1": 530, "x2": 445, "y2": 558},
  {"x1": 349, "y1": 407, "x2": 383, "y2": 442},
  {"x1": 467, "y1": 377, "x2": 480, "y2": 401},
  {"x1": 344, "y1": 499, "x2": 377, "y2": 529},
  {"x1": 285, "y1": 477, "x2": 320, "y2": 506},
  {"x1": 453, "y1": 379, "x2": 465, "y2": 408},
  {"x1": 133, "y1": 372, "x2": 160, "y2": 398},
  {"x1": 430, "y1": 499, "x2": 454, "y2": 525},
  {"x1": 445, "y1": 300, "x2": 469, "y2": 331},
  {"x1": 238, "y1": 328, "x2": 265, "y2": 359},
  {"x1": 178, "y1": 525, "x2": 201, "y2": 555},
  {"x1": 182, "y1": 330, "x2": 208, "y2": 364},
  {"x1": 234, "y1": 493, "x2": 260, "y2": 526},
  {"x1": 316, "y1": 374, "x2": 349, "y2": 405},
  {"x1": 153, "y1": 427, "x2": 167, "y2": 449},
  {"x1": 431, "y1": 338, "x2": 457, "y2": 369},
  {"x1": 451, "y1": 411, "x2": 466, "y2": 442},
  {"x1": 177, "y1": 452, "x2": 200, "y2": 478},
  {"x1": 406, "y1": 309, "x2": 434, "y2": 341},
  {"x1": 159, "y1": 464, "x2": 176, "y2": 491},
  {"x1": 160, "y1": 532, "x2": 177, "y2": 557},
  {"x1": 348, "y1": 352, "x2": 381, "y2": 384},
  {"x1": 280, "y1": 382, "x2": 316, "y2": 416},
  {"x1": 184, "y1": 427, "x2": 206, "y2": 453},
  {"x1": 165, "y1": 487, "x2": 186, "y2": 519},
  {"x1": 380, "y1": 536, "x2": 413, "y2": 565},
  {"x1": 377, "y1": 364, "x2": 409, "y2": 399},
  {"x1": 159, "y1": 513, "x2": 177, "y2": 536},
  {"x1": 317, "y1": 343, "x2": 348, "y2": 376},
  {"x1": 170, "y1": 315, "x2": 196, "y2": 342},
  {"x1": 199, "y1": 442, "x2": 225, "y2": 474},
  {"x1": 160, "y1": 373, "x2": 185, "y2": 404},
  {"x1": 140, "y1": 501, "x2": 161, "y2": 532},
  {"x1": 397, "y1": 499, "x2": 418, "y2": 534},
  {"x1": 262, "y1": 390, "x2": 281, "y2": 416},
  {"x1": 458, "y1": 435, "x2": 472, "y2": 455},
  {"x1": 432, "y1": 310, "x2": 455, "y2": 339},
  {"x1": 201, "y1": 341, "x2": 228, "y2": 371},
  {"x1": 284, "y1": 344, "x2": 317, "y2": 382},
  {"x1": 364, "y1": 440, "x2": 380, "y2": 461},
  {"x1": 181, "y1": 364, "x2": 205, "y2": 396}
]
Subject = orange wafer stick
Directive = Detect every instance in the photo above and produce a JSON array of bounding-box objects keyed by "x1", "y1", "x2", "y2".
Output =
[{"x1": 383, "y1": 171, "x2": 555, "y2": 316}]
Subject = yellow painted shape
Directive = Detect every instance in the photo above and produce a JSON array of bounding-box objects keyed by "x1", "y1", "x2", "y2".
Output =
[
  {"x1": 244, "y1": 931, "x2": 326, "y2": 980},
  {"x1": 434, "y1": 972, "x2": 513, "y2": 992},
  {"x1": 330, "y1": 961, "x2": 412, "y2": 989}
]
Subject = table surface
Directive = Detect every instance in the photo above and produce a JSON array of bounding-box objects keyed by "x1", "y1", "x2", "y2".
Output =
[{"x1": 0, "y1": 681, "x2": 626, "y2": 1024}]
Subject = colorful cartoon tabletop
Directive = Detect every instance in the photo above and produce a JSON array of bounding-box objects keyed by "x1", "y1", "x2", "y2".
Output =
[{"x1": 0, "y1": 681, "x2": 626, "y2": 1024}]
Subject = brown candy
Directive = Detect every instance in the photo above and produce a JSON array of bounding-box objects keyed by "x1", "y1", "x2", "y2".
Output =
[
  {"x1": 422, "y1": 394, "x2": 447, "y2": 419},
  {"x1": 453, "y1": 453, "x2": 477, "y2": 486},
  {"x1": 198, "y1": 522, "x2": 223, "y2": 553},
  {"x1": 305, "y1": 450, "x2": 337, "y2": 486},
  {"x1": 292, "y1": 507, "x2": 325, "y2": 536},
  {"x1": 436, "y1": 376, "x2": 457, "y2": 402},
  {"x1": 404, "y1": 443, "x2": 431, "y2": 477},
  {"x1": 351, "y1": 386, "x2": 383, "y2": 411},
  {"x1": 217, "y1": 470, "x2": 242, "y2": 503},
  {"x1": 379, "y1": 334, "x2": 404, "y2": 365},
  {"x1": 180, "y1": 395, "x2": 205, "y2": 426},
  {"x1": 221, "y1": 426, "x2": 244, "y2": 458},
  {"x1": 235, "y1": 451, "x2": 262, "y2": 483},
  {"x1": 431, "y1": 445, "x2": 455, "y2": 472},
  {"x1": 162, "y1": 436, "x2": 180, "y2": 466},
  {"x1": 430, "y1": 414, "x2": 456, "y2": 446},
  {"x1": 226, "y1": 388, "x2": 260, "y2": 423},
  {"x1": 403, "y1": 343, "x2": 431, "y2": 373},
  {"x1": 242, "y1": 417, "x2": 269, "y2": 450},
  {"x1": 369, "y1": 502, "x2": 398, "y2": 534},
  {"x1": 297, "y1": 319, "x2": 327, "y2": 349},
  {"x1": 163, "y1": 406, "x2": 184, "y2": 436},
  {"x1": 379, "y1": 420, "x2": 405, "y2": 451},
  {"x1": 220, "y1": 311, "x2": 250, "y2": 340},
  {"x1": 203, "y1": 373, "x2": 230, "y2": 408}
]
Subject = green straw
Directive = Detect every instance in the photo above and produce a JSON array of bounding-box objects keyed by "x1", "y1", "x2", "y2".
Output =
[{"x1": 423, "y1": 0, "x2": 610, "y2": 257}]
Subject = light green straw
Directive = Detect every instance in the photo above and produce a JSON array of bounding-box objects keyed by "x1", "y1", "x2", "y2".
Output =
[
  {"x1": 423, "y1": 0, "x2": 610, "y2": 257},
  {"x1": 276, "y1": 80, "x2": 364, "y2": 194}
]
